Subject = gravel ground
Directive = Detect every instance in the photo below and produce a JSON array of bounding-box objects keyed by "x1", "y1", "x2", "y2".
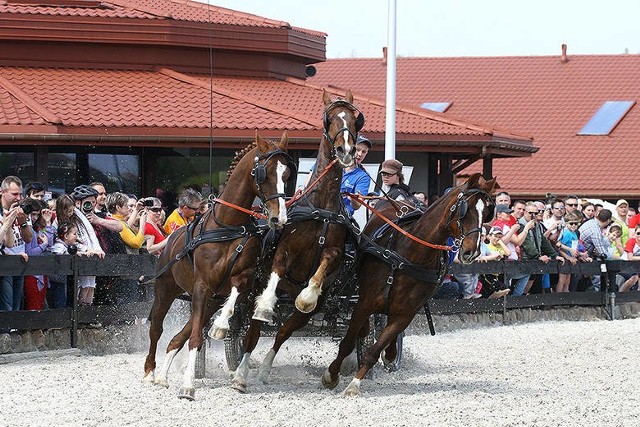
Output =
[{"x1": 3, "y1": 318, "x2": 640, "y2": 427}]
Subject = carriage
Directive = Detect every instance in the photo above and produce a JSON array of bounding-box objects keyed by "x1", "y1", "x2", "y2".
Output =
[{"x1": 142, "y1": 89, "x2": 496, "y2": 399}]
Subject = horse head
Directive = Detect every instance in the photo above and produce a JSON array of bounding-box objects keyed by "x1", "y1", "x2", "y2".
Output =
[
  {"x1": 253, "y1": 131, "x2": 296, "y2": 230},
  {"x1": 322, "y1": 89, "x2": 365, "y2": 168},
  {"x1": 445, "y1": 173, "x2": 498, "y2": 264}
]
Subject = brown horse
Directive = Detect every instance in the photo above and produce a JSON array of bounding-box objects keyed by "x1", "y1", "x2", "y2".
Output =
[
  {"x1": 321, "y1": 173, "x2": 498, "y2": 396},
  {"x1": 231, "y1": 89, "x2": 364, "y2": 392},
  {"x1": 142, "y1": 132, "x2": 295, "y2": 400}
]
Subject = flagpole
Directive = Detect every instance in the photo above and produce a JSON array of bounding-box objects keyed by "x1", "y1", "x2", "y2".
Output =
[{"x1": 385, "y1": 0, "x2": 397, "y2": 160}]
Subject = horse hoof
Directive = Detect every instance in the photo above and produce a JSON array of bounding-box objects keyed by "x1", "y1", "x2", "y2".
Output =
[
  {"x1": 321, "y1": 371, "x2": 339, "y2": 389},
  {"x1": 208, "y1": 326, "x2": 227, "y2": 340},
  {"x1": 153, "y1": 378, "x2": 169, "y2": 388},
  {"x1": 252, "y1": 309, "x2": 273, "y2": 323},
  {"x1": 342, "y1": 379, "x2": 361, "y2": 398},
  {"x1": 141, "y1": 372, "x2": 155, "y2": 384},
  {"x1": 294, "y1": 297, "x2": 316, "y2": 314},
  {"x1": 177, "y1": 387, "x2": 195, "y2": 401},
  {"x1": 231, "y1": 381, "x2": 247, "y2": 394}
]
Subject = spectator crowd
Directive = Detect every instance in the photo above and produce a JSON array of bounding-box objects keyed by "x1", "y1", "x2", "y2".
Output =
[
  {"x1": 1, "y1": 173, "x2": 640, "y2": 317},
  {"x1": 1, "y1": 175, "x2": 206, "y2": 322}
]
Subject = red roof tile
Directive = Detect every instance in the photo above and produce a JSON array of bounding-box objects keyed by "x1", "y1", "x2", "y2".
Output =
[
  {"x1": 0, "y1": 65, "x2": 534, "y2": 156},
  {"x1": 310, "y1": 55, "x2": 640, "y2": 197}
]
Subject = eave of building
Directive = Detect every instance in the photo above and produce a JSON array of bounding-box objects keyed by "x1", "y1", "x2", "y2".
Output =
[{"x1": 0, "y1": 13, "x2": 326, "y2": 63}]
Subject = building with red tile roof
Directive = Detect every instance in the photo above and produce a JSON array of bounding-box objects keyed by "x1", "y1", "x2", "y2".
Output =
[
  {"x1": 310, "y1": 47, "x2": 640, "y2": 201},
  {"x1": 0, "y1": 0, "x2": 535, "y2": 198}
]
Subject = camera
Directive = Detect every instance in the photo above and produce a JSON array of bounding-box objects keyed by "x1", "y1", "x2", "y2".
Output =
[
  {"x1": 81, "y1": 201, "x2": 93, "y2": 214},
  {"x1": 68, "y1": 244, "x2": 78, "y2": 255},
  {"x1": 142, "y1": 198, "x2": 154, "y2": 207},
  {"x1": 19, "y1": 200, "x2": 34, "y2": 215}
]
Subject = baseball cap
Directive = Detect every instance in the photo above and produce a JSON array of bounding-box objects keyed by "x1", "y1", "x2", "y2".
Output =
[
  {"x1": 380, "y1": 159, "x2": 403, "y2": 175},
  {"x1": 356, "y1": 134, "x2": 372, "y2": 148},
  {"x1": 616, "y1": 199, "x2": 629, "y2": 208},
  {"x1": 496, "y1": 204, "x2": 513, "y2": 214},
  {"x1": 489, "y1": 226, "x2": 504, "y2": 235}
]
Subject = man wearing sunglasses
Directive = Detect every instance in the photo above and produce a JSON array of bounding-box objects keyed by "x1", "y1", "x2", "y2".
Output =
[
  {"x1": 564, "y1": 195, "x2": 580, "y2": 216},
  {"x1": 163, "y1": 188, "x2": 203, "y2": 235},
  {"x1": 514, "y1": 202, "x2": 564, "y2": 295}
]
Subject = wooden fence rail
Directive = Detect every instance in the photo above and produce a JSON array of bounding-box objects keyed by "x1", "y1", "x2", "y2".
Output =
[{"x1": 1, "y1": 255, "x2": 640, "y2": 346}]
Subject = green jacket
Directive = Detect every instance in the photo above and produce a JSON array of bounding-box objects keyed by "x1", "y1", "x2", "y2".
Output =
[{"x1": 518, "y1": 221, "x2": 559, "y2": 260}]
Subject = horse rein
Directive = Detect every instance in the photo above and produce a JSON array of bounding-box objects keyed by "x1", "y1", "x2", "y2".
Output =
[
  {"x1": 286, "y1": 158, "x2": 338, "y2": 207},
  {"x1": 346, "y1": 193, "x2": 453, "y2": 251}
]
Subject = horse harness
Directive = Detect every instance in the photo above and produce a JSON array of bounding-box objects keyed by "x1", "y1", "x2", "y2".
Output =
[
  {"x1": 360, "y1": 187, "x2": 494, "y2": 315},
  {"x1": 322, "y1": 100, "x2": 365, "y2": 158},
  {"x1": 143, "y1": 145, "x2": 294, "y2": 285}
]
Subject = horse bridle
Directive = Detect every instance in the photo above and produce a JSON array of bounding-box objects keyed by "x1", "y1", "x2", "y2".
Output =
[
  {"x1": 251, "y1": 146, "x2": 297, "y2": 203},
  {"x1": 322, "y1": 100, "x2": 365, "y2": 158},
  {"x1": 447, "y1": 188, "x2": 494, "y2": 248}
]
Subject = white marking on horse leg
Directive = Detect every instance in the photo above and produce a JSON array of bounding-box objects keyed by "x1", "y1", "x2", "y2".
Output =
[
  {"x1": 257, "y1": 348, "x2": 276, "y2": 384},
  {"x1": 154, "y1": 348, "x2": 178, "y2": 387},
  {"x1": 232, "y1": 352, "x2": 252, "y2": 393},
  {"x1": 343, "y1": 378, "x2": 362, "y2": 397},
  {"x1": 180, "y1": 346, "x2": 199, "y2": 392},
  {"x1": 209, "y1": 287, "x2": 239, "y2": 340},
  {"x1": 276, "y1": 161, "x2": 288, "y2": 224},
  {"x1": 295, "y1": 261, "x2": 326, "y2": 313},
  {"x1": 253, "y1": 272, "x2": 280, "y2": 322},
  {"x1": 142, "y1": 370, "x2": 155, "y2": 384}
]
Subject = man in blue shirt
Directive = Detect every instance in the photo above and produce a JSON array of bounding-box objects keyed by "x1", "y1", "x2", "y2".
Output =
[{"x1": 341, "y1": 135, "x2": 372, "y2": 216}]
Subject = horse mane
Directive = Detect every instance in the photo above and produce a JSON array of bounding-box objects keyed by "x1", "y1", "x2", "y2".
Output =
[{"x1": 225, "y1": 140, "x2": 257, "y2": 185}]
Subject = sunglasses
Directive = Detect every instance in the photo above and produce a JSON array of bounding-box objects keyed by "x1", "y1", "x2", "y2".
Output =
[
  {"x1": 186, "y1": 205, "x2": 200, "y2": 210},
  {"x1": 553, "y1": 206, "x2": 565, "y2": 210},
  {"x1": 567, "y1": 221, "x2": 580, "y2": 225},
  {"x1": 379, "y1": 171, "x2": 397, "y2": 177},
  {"x1": 566, "y1": 203, "x2": 578, "y2": 207},
  {"x1": 148, "y1": 207, "x2": 163, "y2": 212},
  {"x1": 526, "y1": 211, "x2": 539, "y2": 215}
]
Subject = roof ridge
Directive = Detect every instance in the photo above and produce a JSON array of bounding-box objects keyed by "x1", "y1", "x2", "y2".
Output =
[
  {"x1": 0, "y1": 73, "x2": 62, "y2": 125},
  {"x1": 287, "y1": 77, "x2": 532, "y2": 140},
  {"x1": 104, "y1": 0, "x2": 172, "y2": 18},
  {"x1": 156, "y1": 68, "x2": 319, "y2": 127}
]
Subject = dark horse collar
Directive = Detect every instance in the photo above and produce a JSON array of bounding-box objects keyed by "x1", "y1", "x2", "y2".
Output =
[
  {"x1": 322, "y1": 100, "x2": 365, "y2": 159},
  {"x1": 446, "y1": 188, "x2": 493, "y2": 249}
]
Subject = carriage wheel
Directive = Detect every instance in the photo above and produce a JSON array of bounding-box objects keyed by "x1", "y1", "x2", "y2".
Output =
[{"x1": 224, "y1": 311, "x2": 245, "y2": 371}]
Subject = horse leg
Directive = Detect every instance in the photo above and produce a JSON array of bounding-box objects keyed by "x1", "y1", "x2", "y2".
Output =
[
  {"x1": 257, "y1": 306, "x2": 318, "y2": 384},
  {"x1": 321, "y1": 300, "x2": 372, "y2": 390},
  {"x1": 177, "y1": 283, "x2": 211, "y2": 401},
  {"x1": 252, "y1": 271, "x2": 281, "y2": 323},
  {"x1": 343, "y1": 315, "x2": 413, "y2": 397},
  {"x1": 295, "y1": 250, "x2": 340, "y2": 313},
  {"x1": 209, "y1": 286, "x2": 239, "y2": 340},
  {"x1": 232, "y1": 317, "x2": 263, "y2": 393},
  {"x1": 143, "y1": 277, "x2": 182, "y2": 384}
]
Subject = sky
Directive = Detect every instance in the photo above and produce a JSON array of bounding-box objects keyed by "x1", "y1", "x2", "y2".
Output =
[{"x1": 211, "y1": 0, "x2": 640, "y2": 58}]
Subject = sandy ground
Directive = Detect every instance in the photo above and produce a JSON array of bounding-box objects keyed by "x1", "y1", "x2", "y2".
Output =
[{"x1": 2, "y1": 317, "x2": 640, "y2": 427}]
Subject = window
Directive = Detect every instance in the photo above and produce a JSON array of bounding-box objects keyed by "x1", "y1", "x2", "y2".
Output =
[
  {"x1": 578, "y1": 101, "x2": 635, "y2": 135},
  {"x1": 420, "y1": 102, "x2": 451, "y2": 113},
  {"x1": 89, "y1": 154, "x2": 140, "y2": 196}
]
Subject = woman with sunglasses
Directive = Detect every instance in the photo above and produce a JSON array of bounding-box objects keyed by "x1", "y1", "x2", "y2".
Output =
[
  {"x1": 142, "y1": 197, "x2": 168, "y2": 255},
  {"x1": 378, "y1": 159, "x2": 422, "y2": 206}
]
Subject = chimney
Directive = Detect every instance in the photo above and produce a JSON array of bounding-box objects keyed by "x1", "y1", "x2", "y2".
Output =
[
  {"x1": 382, "y1": 47, "x2": 387, "y2": 65},
  {"x1": 561, "y1": 44, "x2": 568, "y2": 63}
]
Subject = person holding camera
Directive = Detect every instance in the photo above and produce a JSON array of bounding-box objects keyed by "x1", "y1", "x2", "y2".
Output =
[
  {"x1": 54, "y1": 187, "x2": 106, "y2": 305},
  {"x1": 1, "y1": 175, "x2": 33, "y2": 313}
]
